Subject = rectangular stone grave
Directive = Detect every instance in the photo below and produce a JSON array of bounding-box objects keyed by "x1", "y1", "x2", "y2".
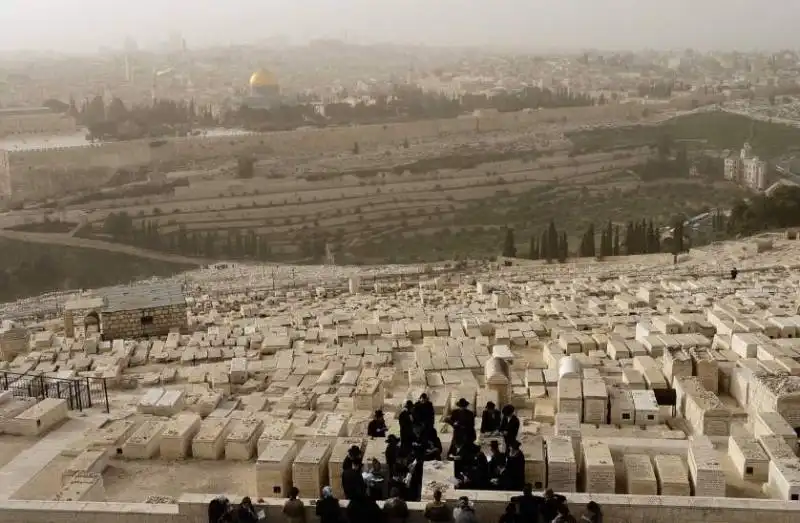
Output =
[
  {"x1": 225, "y1": 417, "x2": 264, "y2": 460},
  {"x1": 545, "y1": 435, "x2": 576, "y2": 492},
  {"x1": 257, "y1": 417, "x2": 293, "y2": 455},
  {"x1": 153, "y1": 390, "x2": 185, "y2": 417},
  {"x1": 137, "y1": 388, "x2": 165, "y2": 414},
  {"x1": 328, "y1": 437, "x2": 365, "y2": 498},
  {"x1": 192, "y1": 416, "x2": 233, "y2": 460},
  {"x1": 54, "y1": 472, "x2": 105, "y2": 502},
  {"x1": 520, "y1": 435, "x2": 546, "y2": 490},
  {"x1": 292, "y1": 440, "x2": 333, "y2": 497},
  {"x1": 10, "y1": 397, "x2": 68, "y2": 436},
  {"x1": 255, "y1": 439, "x2": 299, "y2": 498},
  {"x1": 653, "y1": 454, "x2": 690, "y2": 496},
  {"x1": 582, "y1": 378, "x2": 608, "y2": 425},
  {"x1": 581, "y1": 440, "x2": 615, "y2": 494},
  {"x1": 623, "y1": 454, "x2": 658, "y2": 495},
  {"x1": 122, "y1": 420, "x2": 165, "y2": 459},
  {"x1": 63, "y1": 448, "x2": 109, "y2": 481},
  {"x1": 160, "y1": 413, "x2": 202, "y2": 459}
]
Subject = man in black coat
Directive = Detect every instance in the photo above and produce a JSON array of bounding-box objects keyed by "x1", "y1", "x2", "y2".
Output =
[
  {"x1": 541, "y1": 488, "x2": 568, "y2": 523},
  {"x1": 414, "y1": 393, "x2": 436, "y2": 429},
  {"x1": 480, "y1": 401, "x2": 501, "y2": 434},
  {"x1": 398, "y1": 401, "x2": 415, "y2": 450},
  {"x1": 368, "y1": 410, "x2": 388, "y2": 438},
  {"x1": 447, "y1": 398, "x2": 476, "y2": 449},
  {"x1": 500, "y1": 440, "x2": 526, "y2": 492},
  {"x1": 511, "y1": 484, "x2": 544, "y2": 523},
  {"x1": 499, "y1": 405, "x2": 520, "y2": 446},
  {"x1": 342, "y1": 460, "x2": 367, "y2": 500}
]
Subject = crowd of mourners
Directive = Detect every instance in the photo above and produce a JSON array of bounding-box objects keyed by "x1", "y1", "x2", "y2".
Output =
[{"x1": 208, "y1": 395, "x2": 604, "y2": 523}]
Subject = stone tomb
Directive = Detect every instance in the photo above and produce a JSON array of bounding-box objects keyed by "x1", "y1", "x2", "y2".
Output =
[
  {"x1": 292, "y1": 440, "x2": 333, "y2": 496},
  {"x1": 255, "y1": 440, "x2": 299, "y2": 498},
  {"x1": 153, "y1": 390, "x2": 186, "y2": 417},
  {"x1": 137, "y1": 388, "x2": 165, "y2": 415},
  {"x1": 420, "y1": 460, "x2": 456, "y2": 501},
  {"x1": 727, "y1": 435, "x2": 769, "y2": 482},
  {"x1": 581, "y1": 440, "x2": 615, "y2": 494},
  {"x1": 653, "y1": 454, "x2": 690, "y2": 496},
  {"x1": 9, "y1": 397, "x2": 68, "y2": 436},
  {"x1": 687, "y1": 437, "x2": 726, "y2": 497},
  {"x1": 192, "y1": 416, "x2": 232, "y2": 460},
  {"x1": 609, "y1": 388, "x2": 634, "y2": 425},
  {"x1": 623, "y1": 454, "x2": 658, "y2": 495},
  {"x1": 582, "y1": 378, "x2": 608, "y2": 425},
  {"x1": 122, "y1": 420, "x2": 166, "y2": 459},
  {"x1": 63, "y1": 448, "x2": 109, "y2": 481},
  {"x1": 89, "y1": 420, "x2": 137, "y2": 455},
  {"x1": 160, "y1": 413, "x2": 202, "y2": 459},
  {"x1": 520, "y1": 435, "x2": 546, "y2": 490},
  {"x1": 545, "y1": 435, "x2": 576, "y2": 492},
  {"x1": 53, "y1": 472, "x2": 105, "y2": 502},
  {"x1": 225, "y1": 417, "x2": 264, "y2": 460},
  {"x1": 256, "y1": 417, "x2": 293, "y2": 455},
  {"x1": 0, "y1": 397, "x2": 37, "y2": 433},
  {"x1": 353, "y1": 377, "x2": 384, "y2": 411}
]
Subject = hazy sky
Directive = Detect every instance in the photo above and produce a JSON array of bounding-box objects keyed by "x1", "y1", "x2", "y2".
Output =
[{"x1": 0, "y1": 0, "x2": 797, "y2": 53}]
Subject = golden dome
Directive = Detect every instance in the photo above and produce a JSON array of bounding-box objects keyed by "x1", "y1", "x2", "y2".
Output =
[{"x1": 249, "y1": 69, "x2": 278, "y2": 87}]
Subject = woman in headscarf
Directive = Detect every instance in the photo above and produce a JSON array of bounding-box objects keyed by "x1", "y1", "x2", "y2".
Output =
[{"x1": 315, "y1": 486, "x2": 342, "y2": 523}]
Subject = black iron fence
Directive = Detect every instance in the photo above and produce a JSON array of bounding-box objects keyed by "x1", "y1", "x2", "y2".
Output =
[{"x1": 0, "y1": 371, "x2": 109, "y2": 413}]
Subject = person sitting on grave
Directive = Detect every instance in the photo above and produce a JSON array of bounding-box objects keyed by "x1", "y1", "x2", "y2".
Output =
[
  {"x1": 363, "y1": 457, "x2": 387, "y2": 501},
  {"x1": 499, "y1": 405, "x2": 520, "y2": 445},
  {"x1": 480, "y1": 401, "x2": 501, "y2": 434},
  {"x1": 414, "y1": 393, "x2": 436, "y2": 429},
  {"x1": 368, "y1": 410, "x2": 388, "y2": 438},
  {"x1": 385, "y1": 434, "x2": 401, "y2": 472}
]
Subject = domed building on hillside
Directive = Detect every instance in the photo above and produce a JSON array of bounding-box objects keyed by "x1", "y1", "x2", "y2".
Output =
[{"x1": 243, "y1": 68, "x2": 283, "y2": 109}]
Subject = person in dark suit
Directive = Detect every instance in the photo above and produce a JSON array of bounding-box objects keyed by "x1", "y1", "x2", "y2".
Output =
[
  {"x1": 447, "y1": 398, "x2": 476, "y2": 450},
  {"x1": 368, "y1": 410, "x2": 388, "y2": 438},
  {"x1": 500, "y1": 440, "x2": 525, "y2": 492},
  {"x1": 343, "y1": 445, "x2": 362, "y2": 472},
  {"x1": 499, "y1": 405, "x2": 520, "y2": 446},
  {"x1": 447, "y1": 435, "x2": 473, "y2": 480},
  {"x1": 399, "y1": 401, "x2": 415, "y2": 450},
  {"x1": 342, "y1": 460, "x2": 367, "y2": 500},
  {"x1": 414, "y1": 393, "x2": 436, "y2": 429},
  {"x1": 487, "y1": 440, "x2": 506, "y2": 489},
  {"x1": 480, "y1": 401, "x2": 501, "y2": 434}
]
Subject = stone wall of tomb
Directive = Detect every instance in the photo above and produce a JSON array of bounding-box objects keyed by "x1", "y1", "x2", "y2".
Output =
[{"x1": 101, "y1": 304, "x2": 187, "y2": 339}]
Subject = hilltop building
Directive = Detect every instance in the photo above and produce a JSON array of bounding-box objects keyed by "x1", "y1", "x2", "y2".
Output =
[
  {"x1": 242, "y1": 69, "x2": 284, "y2": 109},
  {"x1": 724, "y1": 142, "x2": 768, "y2": 191}
]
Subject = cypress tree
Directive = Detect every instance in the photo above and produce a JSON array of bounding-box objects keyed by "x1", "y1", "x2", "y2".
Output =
[
  {"x1": 547, "y1": 221, "x2": 559, "y2": 261},
  {"x1": 502, "y1": 228, "x2": 517, "y2": 257}
]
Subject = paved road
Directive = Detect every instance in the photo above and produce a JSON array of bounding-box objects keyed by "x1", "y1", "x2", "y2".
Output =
[{"x1": 0, "y1": 229, "x2": 208, "y2": 266}]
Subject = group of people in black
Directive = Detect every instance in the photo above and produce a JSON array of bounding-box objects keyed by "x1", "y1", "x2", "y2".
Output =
[{"x1": 361, "y1": 394, "x2": 528, "y2": 502}]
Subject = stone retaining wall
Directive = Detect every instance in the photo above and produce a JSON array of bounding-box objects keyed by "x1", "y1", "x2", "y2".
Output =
[
  {"x1": 0, "y1": 491, "x2": 798, "y2": 523},
  {"x1": 102, "y1": 304, "x2": 187, "y2": 339}
]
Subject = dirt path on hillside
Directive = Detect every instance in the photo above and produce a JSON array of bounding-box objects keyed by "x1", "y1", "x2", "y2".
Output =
[{"x1": 0, "y1": 229, "x2": 208, "y2": 266}]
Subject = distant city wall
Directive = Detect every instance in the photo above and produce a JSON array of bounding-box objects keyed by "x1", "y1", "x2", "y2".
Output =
[
  {"x1": 0, "y1": 491, "x2": 798, "y2": 523},
  {"x1": 0, "y1": 112, "x2": 77, "y2": 137},
  {"x1": 2, "y1": 104, "x2": 647, "y2": 202}
]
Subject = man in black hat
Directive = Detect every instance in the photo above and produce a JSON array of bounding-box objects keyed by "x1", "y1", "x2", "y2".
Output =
[
  {"x1": 480, "y1": 401, "x2": 501, "y2": 434},
  {"x1": 343, "y1": 445, "x2": 363, "y2": 472},
  {"x1": 499, "y1": 405, "x2": 520, "y2": 446},
  {"x1": 414, "y1": 393, "x2": 435, "y2": 430},
  {"x1": 367, "y1": 410, "x2": 388, "y2": 438},
  {"x1": 447, "y1": 398, "x2": 476, "y2": 449},
  {"x1": 398, "y1": 400, "x2": 415, "y2": 450}
]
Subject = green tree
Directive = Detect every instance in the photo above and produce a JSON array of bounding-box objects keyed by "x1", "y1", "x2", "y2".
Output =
[
  {"x1": 528, "y1": 236, "x2": 538, "y2": 260},
  {"x1": 502, "y1": 228, "x2": 517, "y2": 257},
  {"x1": 557, "y1": 232, "x2": 568, "y2": 262},
  {"x1": 547, "y1": 220, "x2": 559, "y2": 261}
]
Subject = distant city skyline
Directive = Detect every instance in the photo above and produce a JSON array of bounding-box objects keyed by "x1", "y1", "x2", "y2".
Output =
[{"x1": 1, "y1": 0, "x2": 799, "y2": 54}]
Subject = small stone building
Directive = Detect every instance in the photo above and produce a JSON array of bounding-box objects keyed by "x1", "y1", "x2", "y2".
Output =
[{"x1": 64, "y1": 282, "x2": 187, "y2": 340}]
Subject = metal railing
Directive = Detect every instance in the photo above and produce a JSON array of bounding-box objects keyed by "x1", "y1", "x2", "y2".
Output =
[{"x1": 0, "y1": 371, "x2": 109, "y2": 413}]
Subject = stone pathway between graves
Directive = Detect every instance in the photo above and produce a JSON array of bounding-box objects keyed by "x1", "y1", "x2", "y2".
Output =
[{"x1": 0, "y1": 414, "x2": 107, "y2": 500}]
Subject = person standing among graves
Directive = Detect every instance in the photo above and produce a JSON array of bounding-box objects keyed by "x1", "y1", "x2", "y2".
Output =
[
  {"x1": 511, "y1": 484, "x2": 544, "y2": 523},
  {"x1": 500, "y1": 440, "x2": 525, "y2": 492},
  {"x1": 342, "y1": 459, "x2": 367, "y2": 500},
  {"x1": 385, "y1": 434, "x2": 401, "y2": 472},
  {"x1": 235, "y1": 497, "x2": 259, "y2": 523},
  {"x1": 421, "y1": 425, "x2": 443, "y2": 461},
  {"x1": 447, "y1": 398, "x2": 476, "y2": 450},
  {"x1": 447, "y1": 434, "x2": 473, "y2": 481},
  {"x1": 731, "y1": 267, "x2": 738, "y2": 280},
  {"x1": 414, "y1": 393, "x2": 436, "y2": 429},
  {"x1": 480, "y1": 401, "x2": 501, "y2": 434},
  {"x1": 487, "y1": 440, "x2": 506, "y2": 489},
  {"x1": 399, "y1": 400, "x2": 416, "y2": 450},
  {"x1": 208, "y1": 496, "x2": 233, "y2": 523},
  {"x1": 499, "y1": 405, "x2": 520, "y2": 446},
  {"x1": 368, "y1": 410, "x2": 388, "y2": 438},
  {"x1": 343, "y1": 445, "x2": 363, "y2": 472}
]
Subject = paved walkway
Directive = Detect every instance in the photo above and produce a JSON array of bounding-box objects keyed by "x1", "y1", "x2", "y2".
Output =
[{"x1": 0, "y1": 414, "x2": 107, "y2": 500}]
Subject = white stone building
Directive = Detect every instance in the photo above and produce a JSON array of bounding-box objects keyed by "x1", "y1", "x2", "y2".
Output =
[{"x1": 724, "y1": 142, "x2": 768, "y2": 191}]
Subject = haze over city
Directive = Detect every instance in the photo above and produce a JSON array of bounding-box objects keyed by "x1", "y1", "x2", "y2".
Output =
[{"x1": 1, "y1": 0, "x2": 799, "y2": 52}]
